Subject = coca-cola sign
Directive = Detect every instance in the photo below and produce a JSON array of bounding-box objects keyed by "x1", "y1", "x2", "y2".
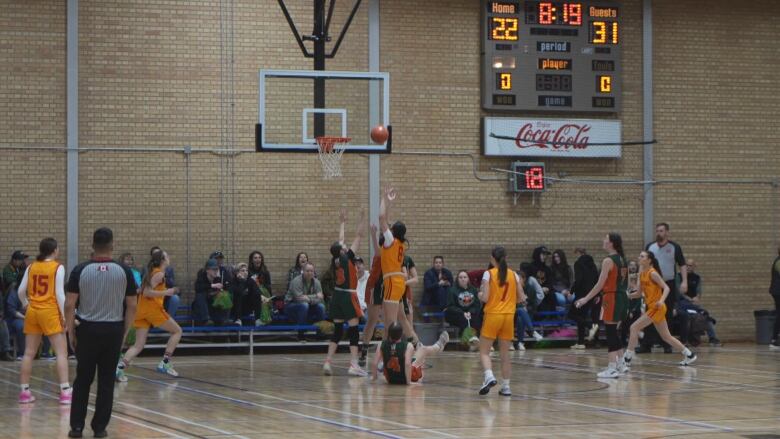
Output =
[{"x1": 483, "y1": 117, "x2": 621, "y2": 158}]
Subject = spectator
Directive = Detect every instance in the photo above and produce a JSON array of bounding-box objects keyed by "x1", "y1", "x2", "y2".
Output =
[
  {"x1": 422, "y1": 256, "x2": 454, "y2": 310},
  {"x1": 2, "y1": 250, "x2": 27, "y2": 294},
  {"x1": 515, "y1": 271, "x2": 544, "y2": 350},
  {"x1": 354, "y1": 257, "x2": 369, "y2": 314},
  {"x1": 770, "y1": 246, "x2": 780, "y2": 350},
  {"x1": 675, "y1": 259, "x2": 721, "y2": 346},
  {"x1": 527, "y1": 246, "x2": 554, "y2": 311},
  {"x1": 550, "y1": 250, "x2": 574, "y2": 307},
  {"x1": 119, "y1": 253, "x2": 142, "y2": 292},
  {"x1": 287, "y1": 252, "x2": 314, "y2": 291},
  {"x1": 192, "y1": 259, "x2": 228, "y2": 325},
  {"x1": 444, "y1": 270, "x2": 482, "y2": 349},
  {"x1": 0, "y1": 290, "x2": 12, "y2": 360},
  {"x1": 402, "y1": 253, "x2": 419, "y2": 323},
  {"x1": 285, "y1": 263, "x2": 326, "y2": 341},
  {"x1": 5, "y1": 284, "x2": 25, "y2": 359},
  {"x1": 248, "y1": 251, "x2": 272, "y2": 296},
  {"x1": 640, "y1": 222, "x2": 687, "y2": 354},
  {"x1": 210, "y1": 251, "x2": 233, "y2": 285},
  {"x1": 568, "y1": 248, "x2": 600, "y2": 349},
  {"x1": 230, "y1": 263, "x2": 266, "y2": 326}
]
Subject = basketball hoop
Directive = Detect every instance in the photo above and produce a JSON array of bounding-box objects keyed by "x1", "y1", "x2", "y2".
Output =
[{"x1": 315, "y1": 136, "x2": 351, "y2": 179}]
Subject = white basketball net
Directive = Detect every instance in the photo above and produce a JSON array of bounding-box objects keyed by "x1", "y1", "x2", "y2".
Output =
[{"x1": 315, "y1": 136, "x2": 351, "y2": 179}]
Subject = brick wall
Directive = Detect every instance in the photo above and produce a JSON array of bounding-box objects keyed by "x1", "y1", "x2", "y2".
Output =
[{"x1": 1, "y1": 0, "x2": 777, "y2": 340}]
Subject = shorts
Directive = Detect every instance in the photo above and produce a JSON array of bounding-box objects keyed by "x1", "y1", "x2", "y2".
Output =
[
  {"x1": 601, "y1": 291, "x2": 628, "y2": 323},
  {"x1": 481, "y1": 313, "x2": 514, "y2": 341},
  {"x1": 369, "y1": 282, "x2": 383, "y2": 306},
  {"x1": 134, "y1": 305, "x2": 171, "y2": 329},
  {"x1": 329, "y1": 290, "x2": 363, "y2": 321},
  {"x1": 410, "y1": 363, "x2": 423, "y2": 383},
  {"x1": 24, "y1": 307, "x2": 63, "y2": 336},
  {"x1": 646, "y1": 302, "x2": 667, "y2": 324},
  {"x1": 382, "y1": 277, "x2": 406, "y2": 303}
]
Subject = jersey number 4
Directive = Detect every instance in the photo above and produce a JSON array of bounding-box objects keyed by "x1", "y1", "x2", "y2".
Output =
[{"x1": 31, "y1": 274, "x2": 50, "y2": 297}]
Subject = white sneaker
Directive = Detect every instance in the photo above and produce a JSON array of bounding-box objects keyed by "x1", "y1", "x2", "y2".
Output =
[
  {"x1": 348, "y1": 365, "x2": 368, "y2": 377},
  {"x1": 679, "y1": 352, "x2": 697, "y2": 366},
  {"x1": 516, "y1": 342, "x2": 526, "y2": 351},
  {"x1": 769, "y1": 343, "x2": 780, "y2": 351},
  {"x1": 115, "y1": 367, "x2": 128, "y2": 383},
  {"x1": 255, "y1": 319, "x2": 263, "y2": 327},
  {"x1": 479, "y1": 373, "x2": 497, "y2": 395},
  {"x1": 377, "y1": 361, "x2": 384, "y2": 373},
  {"x1": 498, "y1": 385, "x2": 511, "y2": 396},
  {"x1": 617, "y1": 361, "x2": 630, "y2": 374},
  {"x1": 323, "y1": 361, "x2": 333, "y2": 376},
  {"x1": 233, "y1": 319, "x2": 242, "y2": 326},
  {"x1": 532, "y1": 331, "x2": 543, "y2": 342},
  {"x1": 468, "y1": 336, "x2": 480, "y2": 351},
  {"x1": 508, "y1": 343, "x2": 515, "y2": 351},
  {"x1": 157, "y1": 360, "x2": 179, "y2": 377},
  {"x1": 570, "y1": 344, "x2": 586, "y2": 350},
  {"x1": 436, "y1": 331, "x2": 450, "y2": 349},
  {"x1": 586, "y1": 324, "x2": 599, "y2": 341},
  {"x1": 597, "y1": 367, "x2": 619, "y2": 379}
]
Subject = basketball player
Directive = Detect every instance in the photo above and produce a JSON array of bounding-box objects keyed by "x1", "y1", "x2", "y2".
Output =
[
  {"x1": 323, "y1": 210, "x2": 367, "y2": 376},
  {"x1": 116, "y1": 250, "x2": 182, "y2": 382},
  {"x1": 623, "y1": 251, "x2": 697, "y2": 369},
  {"x1": 17, "y1": 238, "x2": 72, "y2": 404},
  {"x1": 359, "y1": 224, "x2": 384, "y2": 367},
  {"x1": 575, "y1": 233, "x2": 629, "y2": 378},
  {"x1": 478, "y1": 246, "x2": 525, "y2": 396},
  {"x1": 371, "y1": 322, "x2": 449, "y2": 384},
  {"x1": 377, "y1": 186, "x2": 418, "y2": 344}
]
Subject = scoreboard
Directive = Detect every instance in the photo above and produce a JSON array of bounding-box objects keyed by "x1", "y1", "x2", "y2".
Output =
[{"x1": 482, "y1": 1, "x2": 621, "y2": 112}]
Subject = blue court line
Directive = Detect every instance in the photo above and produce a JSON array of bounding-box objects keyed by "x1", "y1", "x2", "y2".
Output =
[{"x1": 127, "y1": 373, "x2": 407, "y2": 439}]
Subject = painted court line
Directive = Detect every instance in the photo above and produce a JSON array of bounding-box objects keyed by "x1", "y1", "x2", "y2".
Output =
[
  {"x1": 127, "y1": 373, "x2": 408, "y2": 439},
  {"x1": 0, "y1": 377, "x2": 191, "y2": 439}
]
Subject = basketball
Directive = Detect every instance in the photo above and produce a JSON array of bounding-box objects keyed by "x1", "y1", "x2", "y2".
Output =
[{"x1": 370, "y1": 125, "x2": 388, "y2": 144}]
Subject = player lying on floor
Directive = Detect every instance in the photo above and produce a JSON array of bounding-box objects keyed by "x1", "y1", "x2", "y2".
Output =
[{"x1": 371, "y1": 322, "x2": 449, "y2": 384}]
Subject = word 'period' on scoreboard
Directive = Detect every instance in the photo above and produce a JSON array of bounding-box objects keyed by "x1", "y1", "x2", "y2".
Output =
[{"x1": 482, "y1": 1, "x2": 621, "y2": 112}]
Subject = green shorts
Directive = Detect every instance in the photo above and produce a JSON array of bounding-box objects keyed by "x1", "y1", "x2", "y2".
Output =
[
  {"x1": 371, "y1": 283, "x2": 384, "y2": 306},
  {"x1": 329, "y1": 289, "x2": 363, "y2": 321}
]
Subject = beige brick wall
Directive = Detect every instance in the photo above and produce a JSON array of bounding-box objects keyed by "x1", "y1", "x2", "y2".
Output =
[{"x1": 1, "y1": 0, "x2": 778, "y2": 340}]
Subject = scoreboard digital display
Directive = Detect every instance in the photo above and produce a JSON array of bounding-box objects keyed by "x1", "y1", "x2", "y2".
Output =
[
  {"x1": 510, "y1": 162, "x2": 546, "y2": 192},
  {"x1": 482, "y1": 1, "x2": 621, "y2": 112}
]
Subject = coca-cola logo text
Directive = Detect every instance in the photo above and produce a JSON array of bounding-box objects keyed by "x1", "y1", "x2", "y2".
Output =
[{"x1": 515, "y1": 123, "x2": 591, "y2": 150}]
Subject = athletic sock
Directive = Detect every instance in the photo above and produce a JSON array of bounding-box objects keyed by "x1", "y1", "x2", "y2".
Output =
[
  {"x1": 624, "y1": 350, "x2": 634, "y2": 361},
  {"x1": 60, "y1": 383, "x2": 71, "y2": 391},
  {"x1": 21, "y1": 384, "x2": 30, "y2": 392},
  {"x1": 682, "y1": 347, "x2": 692, "y2": 357},
  {"x1": 118, "y1": 358, "x2": 127, "y2": 369},
  {"x1": 163, "y1": 352, "x2": 172, "y2": 363},
  {"x1": 608, "y1": 362, "x2": 617, "y2": 370},
  {"x1": 501, "y1": 379, "x2": 510, "y2": 387},
  {"x1": 484, "y1": 369, "x2": 495, "y2": 380}
]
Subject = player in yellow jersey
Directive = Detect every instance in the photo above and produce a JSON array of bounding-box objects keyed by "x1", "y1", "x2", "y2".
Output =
[
  {"x1": 116, "y1": 250, "x2": 183, "y2": 381},
  {"x1": 623, "y1": 251, "x2": 697, "y2": 370},
  {"x1": 378, "y1": 186, "x2": 417, "y2": 343},
  {"x1": 478, "y1": 246, "x2": 526, "y2": 396},
  {"x1": 17, "y1": 238, "x2": 71, "y2": 404}
]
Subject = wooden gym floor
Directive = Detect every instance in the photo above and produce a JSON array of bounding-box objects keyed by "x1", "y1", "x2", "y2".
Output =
[{"x1": 1, "y1": 344, "x2": 779, "y2": 438}]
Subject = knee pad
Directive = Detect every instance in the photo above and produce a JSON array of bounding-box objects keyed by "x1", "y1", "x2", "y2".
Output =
[
  {"x1": 347, "y1": 325, "x2": 360, "y2": 346},
  {"x1": 331, "y1": 322, "x2": 344, "y2": 343},
  {"x1": 605, "y1": 324, "x2": 621, "y2": 352}
]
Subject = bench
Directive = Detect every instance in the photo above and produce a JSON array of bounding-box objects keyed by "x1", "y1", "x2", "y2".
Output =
[{"x1": 420, "y1": 310, "x2": 576, "y2": 341}]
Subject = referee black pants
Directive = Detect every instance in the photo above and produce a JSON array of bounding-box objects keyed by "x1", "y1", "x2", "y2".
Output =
[{"x1": 70, "y1": 321, "x2": 124, "y2": 433}]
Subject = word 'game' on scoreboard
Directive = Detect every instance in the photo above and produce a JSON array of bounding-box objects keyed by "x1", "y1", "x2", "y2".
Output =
[{"x1": 482, "y1": 1, "x2": 621, "y2": 112}]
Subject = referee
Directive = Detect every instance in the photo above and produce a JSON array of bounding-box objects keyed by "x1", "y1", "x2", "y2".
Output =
[{"x1": 65, "y1": 227, "x2": 137, "y2": 438}]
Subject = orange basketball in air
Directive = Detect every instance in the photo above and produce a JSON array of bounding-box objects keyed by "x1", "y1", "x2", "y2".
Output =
[{"x1": 370, "y1": 125, "x2": 389, "y2": 144}]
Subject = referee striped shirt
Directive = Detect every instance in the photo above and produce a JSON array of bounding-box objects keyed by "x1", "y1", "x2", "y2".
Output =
[{"x1": 66, "y1": 257, "x2": 136, "y2": 322}]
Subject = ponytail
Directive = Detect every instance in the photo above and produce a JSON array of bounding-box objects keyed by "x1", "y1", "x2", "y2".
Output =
[
  {"x1": 36, "y1": 237, "x2": 58, "y2": 262},
  {"x1": 644, "y1": 251, "x2": 663, "y2": 278},
  {"x1": 608, "y1": 232, "x2": 625, "y2": 259},
  {"x1": 141, "y1": 250, "x2": 165, "y2": 290},
  {"x1": 492, "y1": 246, "x2": 508, "y2": 286}
]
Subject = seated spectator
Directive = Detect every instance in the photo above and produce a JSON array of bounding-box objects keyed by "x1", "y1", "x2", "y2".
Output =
[
  {"x1": 5, "y1": 285, "x2": 25, "y2": 359},
  {"x1": 550, "y1": 250, "x2": 574, "y2": 307},
  {"x1": 248, "y1": 251, "x2": 272, "y2": 296},
  {"x1": 444, "y1": 270, "x2": 482, "y2": 349},
  {"x1": 422, "y1": 256, "x2": 454, "y2": 310},
  {"x1": 2, "y1": 250, "x2": 26, "y2": 294},
  {"x1": 354, "y1": 257, "x2": 369, "y2": 315},
  {"x1": 285, "y1": 263, "x2": 326, "y2": 341},
  {"x1": 287, "y1": 252, "x2": 316, "y2": 291},
  {"x1": 192, "y1": 258, "x2": 230, "y2": 325},
  {"x1": 675, "y1": 259, "x2": 721, "y2": 346},
  {"x1": 210, "y1": 250, "x2": 234, "y2": 285},
  {"x1": 230, "y1": 263, "x2": 267, "y2": 326},
  {"x1": 120, "y1": 253, "x2": 142, "y2": 292},
  {"x1": 526, "y1": 247, "x2": 555, "y2": 311},
  {"x1": 516, "y1": 271, "x2": 544, "y2": 350},
  {"x1": 568, "y1": 248, "x2": 600, "y2": 349}
]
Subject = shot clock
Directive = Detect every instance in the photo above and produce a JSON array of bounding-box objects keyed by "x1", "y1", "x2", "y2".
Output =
[
  {"x1": 510, "y1": 162, "x2": 546, "y2": 192},
  {"x1": 482, "y1": 1, "x2": 621, "y2": 112}
]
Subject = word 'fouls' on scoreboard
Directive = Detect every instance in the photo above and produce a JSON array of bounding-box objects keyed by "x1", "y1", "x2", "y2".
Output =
[{"x1": 482, "y1": 1, "x2": 621, "y2": 112}]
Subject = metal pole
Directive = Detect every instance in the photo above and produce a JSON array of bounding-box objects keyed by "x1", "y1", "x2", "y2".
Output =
[
  {"x1": 313, "y1": 0, "x2": 326, "y2": 137},
  {"x1": 368, "y1": 0, "x2": 380, "y2": 259},
  {"x1": 67, "y1": 0, "x2": 79, "y2": 271},
  {"x1": 642, "y1": 0, "x2": 654, "y2": 245}
]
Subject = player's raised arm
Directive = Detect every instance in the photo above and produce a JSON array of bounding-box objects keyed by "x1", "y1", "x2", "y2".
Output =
[
  {"x1": 338, "y1": 208, "x2": 347, "y2": 246},
  {"x1": 350, "y1": 209, "x2": 366, "y2": 252},
  {"x1": 379, "y1": 185, "x2": 396, "y2": 235}
]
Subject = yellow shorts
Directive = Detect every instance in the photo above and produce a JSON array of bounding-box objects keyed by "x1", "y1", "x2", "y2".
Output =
[
  {"x1": 134, "y1": 305, "x2": 171, "y2": 329},
  {"x1": 24, "y1": 307, "x2": 63, "y2": 336},
  {"x1": 646, "y1": 302, "x2": 667, "y2": 324},
  {"x1": 481, "y1": 313, "x2": 514, "y2": 341},
  {"x1": 382, "y1": 277, "x2": 406, "y2": 303}
]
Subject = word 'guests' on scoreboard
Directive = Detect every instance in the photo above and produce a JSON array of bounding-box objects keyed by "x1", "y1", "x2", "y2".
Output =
[{"x1": 482, "y1": 1, "x2": 621, "y2": 112}]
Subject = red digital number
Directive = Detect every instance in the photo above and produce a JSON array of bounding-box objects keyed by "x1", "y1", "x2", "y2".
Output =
[
  {"x1": 539, "y1": 2, "x2": 552, "y2": 24},
  {"x1": 525, "y1": 167, "x2": 545, "y2": 190},
  {"x1": 567, "y1": 3, "x2": 582, "y2": 25},
  {"x1": 31, "y1": 274, "x2": 50, "y2": 296}
]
